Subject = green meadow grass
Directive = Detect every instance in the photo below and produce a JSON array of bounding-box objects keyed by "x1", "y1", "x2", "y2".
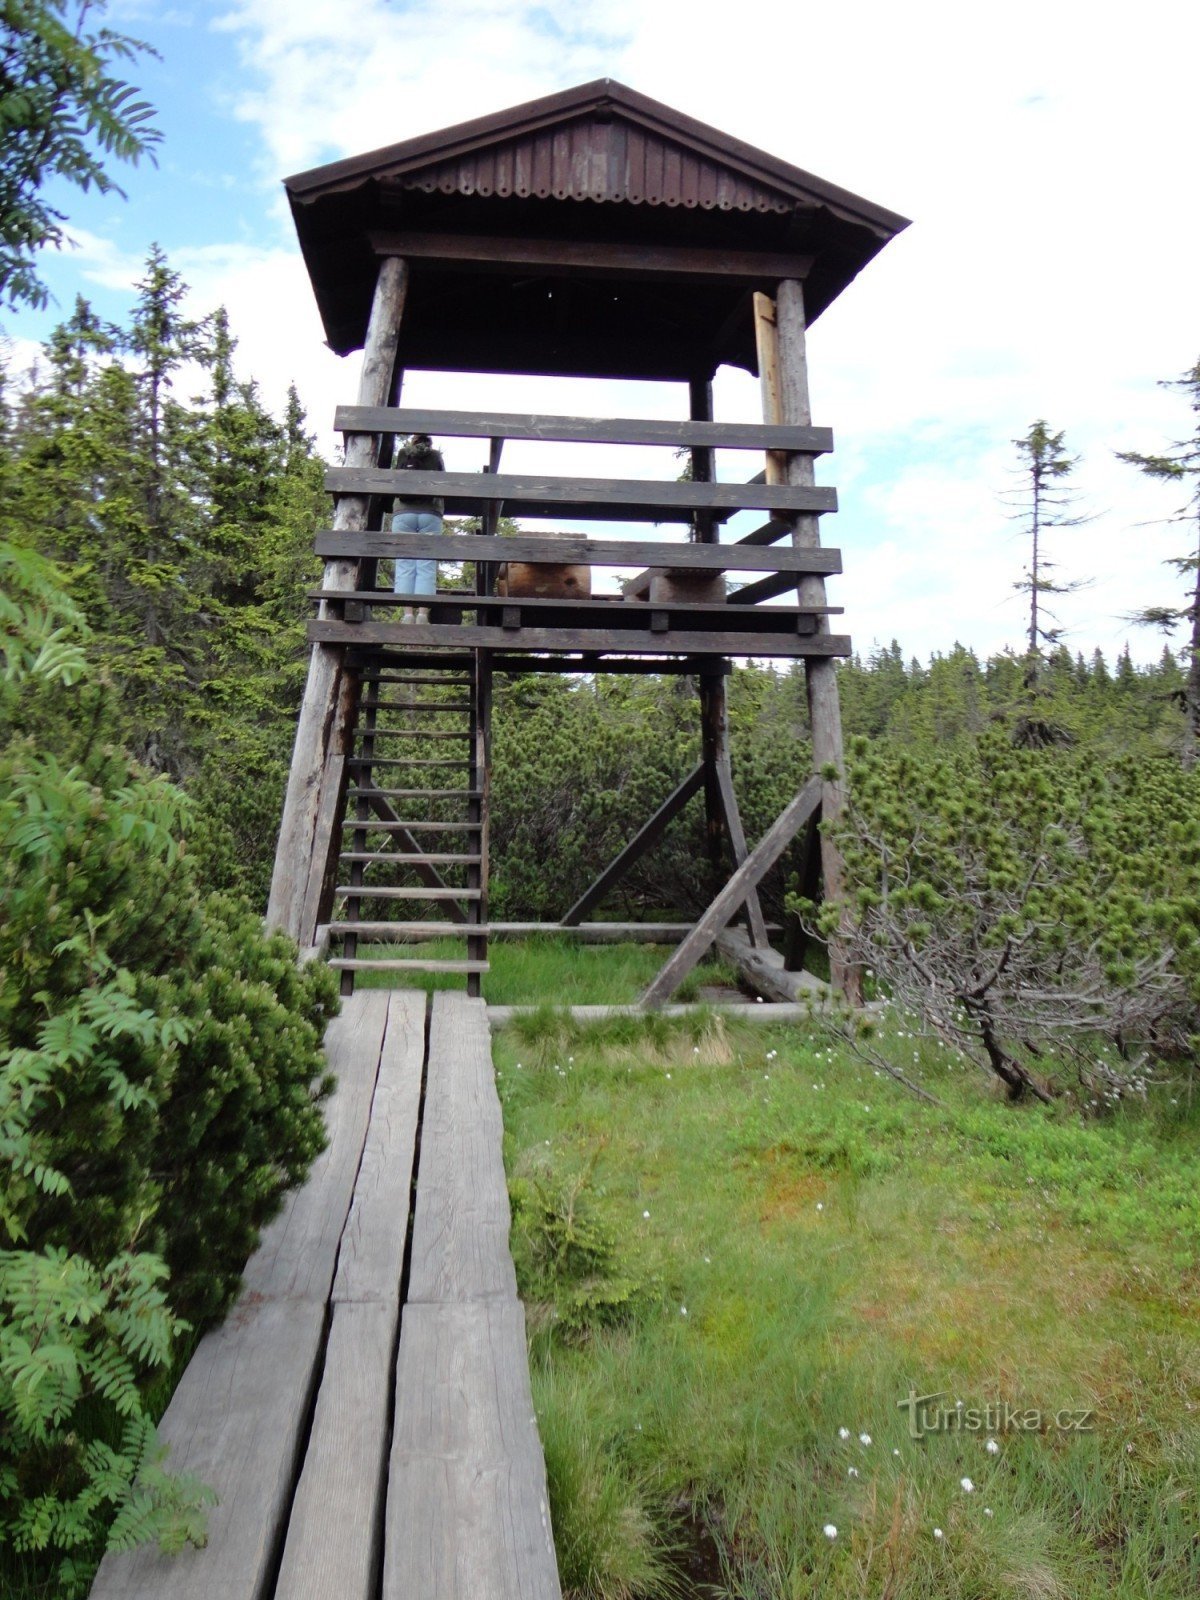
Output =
[
  {"x1": 495, "y1": 1008, "x2": 1200, "y2": 1599},
  {"x1": 349, "y1": 934, "x2": 740, "y2": 1005}
]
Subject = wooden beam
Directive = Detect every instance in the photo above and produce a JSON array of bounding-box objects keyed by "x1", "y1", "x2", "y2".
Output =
[
  {"x1": 640, "y1": 776, "x2": 821, "y2": 1009},
  {"x1": 561, "y1": 763, "x2": 705, "y2": 926},
  {"x1": 726, "y1": 571, "x2": 798, "y2": 606},
  {"x1": 487, "y1": 654, "x2": 729, "y2": 675},
  {"x1": 324, "y1": 466, "x2": 836, "y2": 521},
  {"x1": 315, "y1": 530, "x2": 843, "y2": 574},
  {"x1": 267, "y1": 256, "x2": 408, "y2": 939},
  {"x1": 311, "y1": 587, "x2": 842, "y2": 621},
  {"x1": 716, "y1": 927, "x2": 827, "y2": 1002},
  {"x1": 736, "y1": 517, "x2": 794, "y2": 547},
  {"x1": 715, "y1": 751, "x2": 770, "y2": 947},
  {"x1": 309, "y1": 620, "x2": 853, "y2": 658},
  {"x1": 335, "y1": 405, "x2": 832, "y2": 454},
  {"x1": 370, "y1": 228, "x2": 812, "y2": 285},
  {"x1": 297, "y1": 660, "x2": 358, "y2": 945},
  {"x1": 769, "y1": 280, "x2": 859, "y2": 1002}
]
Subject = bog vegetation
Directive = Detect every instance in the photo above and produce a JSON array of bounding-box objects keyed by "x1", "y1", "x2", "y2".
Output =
[
  {"x1": 2, "y1": 10, "x2": 1199, "y2": 1584},
  {"x1": 3, "y1": 257, "x2": 1199, "y2": 1592}
]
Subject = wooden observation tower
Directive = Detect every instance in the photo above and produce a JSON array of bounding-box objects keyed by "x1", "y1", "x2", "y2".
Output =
[{"x1": 266, "y1": 81, "x2": 908, "y2": 1003}]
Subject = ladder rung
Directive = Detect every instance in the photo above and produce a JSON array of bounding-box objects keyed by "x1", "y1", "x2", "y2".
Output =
[
  {"x1": 336, "y1": 886, "x2": 482, "y2": 900},
  {"x1": 362, "y1": 676, "x2": 473, "y2": 686},
  {"x1": 357, "y1": 730, "x2": 472, "y2": 740},
  {"x1": 339, "y1": 851, "x2": 481, "y2": 864},
  {"x1": 348, "y1": 788, "x2": 483, "y2": 799},
  {"x1": 347, "y1": 759, "x2": 473, "y2": 768},
  {"x1": 329, "y1": 959, "x2": 489, "y2": 974},
  {"x1": 359, "y1": 700, "x2": 473, "y2": 712},
  {"x1": 345, "y1": 821, "x2": 480, "y2": 832},
  {"x1": 329, "y1": 921, "x2": 493, "y2": 937}
]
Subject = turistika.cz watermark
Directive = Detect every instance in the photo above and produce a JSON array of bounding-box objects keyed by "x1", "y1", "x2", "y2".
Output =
[{"x1": 897, "y1": 1390, "x2": 1096, "y2": 1441}]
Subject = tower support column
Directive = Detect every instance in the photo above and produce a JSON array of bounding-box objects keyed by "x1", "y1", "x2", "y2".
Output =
[
  {"x1": 267, "y1": 257, "x2": 409, "y2": 940},
  {"x1": 756, "y1": 282, "x2": 859, "y2": 1000}
]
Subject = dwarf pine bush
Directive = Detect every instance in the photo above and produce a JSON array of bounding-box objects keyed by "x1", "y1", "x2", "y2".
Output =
[
  {"x1": 0, "y1": 543, "x2": 337, "y2": 1588},
  {"x1": 810, "y1": 732, "x2": 1200, "y2": 1102}
]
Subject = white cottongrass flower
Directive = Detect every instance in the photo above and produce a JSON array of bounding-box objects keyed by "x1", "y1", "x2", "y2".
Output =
[
  {"x1": 838, "y1": 1427, "x2": 850, "y2": 1439},
  {"x1": 680, "y1": 1306, "x2": 688, "y2": 1316},
  {"x1": 893, "y1": 1448, "x2": 901, "y2": 1457},
  {"x1": 642, "y1": 1211, "x2": 650, "y2": 1219},
  {"x1": 985, "y1": 1438, "x2": 999, "y2": 1454},
  {"x1": 847, "y1": 1467, "x2": 859, "y2": 1477},
  {"x1": 816, "y1": 1202, "x2": 824, "y2": 1212},
  {"x1": 859, "y1": 1433, "x2": 871, "y2": 1445},
  {"x1": 933, "y1": 1528, "x2": 944, "y2": 1540},
  {"x1": 983, "y1": 1507, "x2": 994, "y2": 1517},
  {"x1": 960, "y1": 1477, "x2": 974, "y2": 1493},
  {"x1": 823, "y1": 1524, "x2": 838, "y2": 1539}
]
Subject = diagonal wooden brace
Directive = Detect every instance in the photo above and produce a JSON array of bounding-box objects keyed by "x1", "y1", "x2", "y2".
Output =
[
  {"x1": 561, "y1": 763, "x2": 705, "y2": 927},
  {"x1": 640, "y1": 776, "x2": 822, "y2": 1009}
]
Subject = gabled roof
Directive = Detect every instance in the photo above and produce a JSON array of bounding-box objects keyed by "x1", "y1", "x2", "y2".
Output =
[
  {"x1": 286, "y1": 79, "x2": 906, "y2": 233},
  {"x1": 284, "y1": 81, "x2": 909, "y2": 374}
]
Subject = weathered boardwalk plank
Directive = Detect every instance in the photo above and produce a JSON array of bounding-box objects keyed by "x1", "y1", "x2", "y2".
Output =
[
  {"x1": 383, "y1": 1302, "x2": 559, "y2": 1600},
  {"x1": 239, "y1": 991, "x2": 393, "y2": 1304},
  {"x1": 90, "y1": 986, "x2": 561, "y2": 1600},
  {"x1": 407, "y1": 990, "x2": 518, "y2": 1304},
  {"x1": 90, "y1": 991, "x2": 391, "y2": 1600},
  {"x1": 332, "y1": 990, "x2": 426, "y2": 1304},
  {"x1": 274, "y1": 991, "x2": 425, "y2": 1600},
  {"x1": 273, "y1": 1300, "x2": 395, "y2": 1600}
]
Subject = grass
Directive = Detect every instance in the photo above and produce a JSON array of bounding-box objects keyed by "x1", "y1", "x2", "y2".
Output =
[
  {"x1": 495, "y1": 1004, "x2": 1200, "y2": 1599},
  {"x1": 350, "y1": 933, "x2": 741, "y2": 1005}
]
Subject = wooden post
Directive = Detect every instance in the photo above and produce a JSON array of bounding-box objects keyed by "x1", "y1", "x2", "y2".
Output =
[
  {"x1": 267, "y1": 257, "x2": 409, "y2": 939},
  {"x1": 754, "y1": 285, "x2": 859, "y2": 1001},
  {"x1": 467, "y1": 650, "x2": 491, "y2": 998},
  {"x1": 690, "y1": 374, "x2": 768, "y2": 947}
]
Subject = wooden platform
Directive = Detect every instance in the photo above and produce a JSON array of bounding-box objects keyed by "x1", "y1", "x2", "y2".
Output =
[{"x1": 90, "y1": 990, "x2": 560, "y2": 1600}]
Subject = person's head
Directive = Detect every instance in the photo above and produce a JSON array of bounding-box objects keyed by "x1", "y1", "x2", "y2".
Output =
[{"x1": 410, "y1": 433, "x2": 433, "y2": 448}]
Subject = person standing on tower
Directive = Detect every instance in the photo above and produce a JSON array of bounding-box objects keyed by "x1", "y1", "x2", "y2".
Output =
[{"x1": 391, "y1": 432, "x2": 445, "y2": 622}]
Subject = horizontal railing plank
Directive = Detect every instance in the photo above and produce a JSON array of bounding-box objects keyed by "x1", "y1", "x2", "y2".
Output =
[
  {"x1": 314, "y1": 530, "x2": 842, "y2": 574},
  {"x1": 334, "y1": 406, "x2": 832, "y2": 454},
  {"x1": 311, "y1": 588, "x2": 842, "y2": 619},
  {"x1": 308, "y1": 620, "x2": 852, "y2": 658},
  {"x1": 323, "y1": 468, "x2": 836, "y2": 522}
]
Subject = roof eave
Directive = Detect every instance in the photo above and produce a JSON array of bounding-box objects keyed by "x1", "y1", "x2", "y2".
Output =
[{"x1": 283, "y1": 78, "x2": 910, "y2": 241}]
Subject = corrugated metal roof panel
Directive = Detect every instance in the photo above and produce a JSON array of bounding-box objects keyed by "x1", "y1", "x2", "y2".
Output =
[{"x1": 399, "y1": 117, "x2": 793, "y2": 213}]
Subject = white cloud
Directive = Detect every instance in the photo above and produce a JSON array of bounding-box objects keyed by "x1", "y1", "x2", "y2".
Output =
[{"x1": 50, "y1": 0, "x2": 1200, "y2": 664}]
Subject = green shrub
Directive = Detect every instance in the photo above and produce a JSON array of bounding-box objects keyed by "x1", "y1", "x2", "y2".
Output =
[{"x1": 0, "y1": 541, "x2": 337, "y2": 1587}]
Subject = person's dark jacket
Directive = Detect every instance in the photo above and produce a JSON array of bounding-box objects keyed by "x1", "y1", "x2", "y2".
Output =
[{"x1": 393, "y1": 436, "x2": 445, "y2": 516}]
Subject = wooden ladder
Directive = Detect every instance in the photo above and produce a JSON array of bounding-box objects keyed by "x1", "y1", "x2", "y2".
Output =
[{"x1": 329, "y1": 649, "x2": 490, "y2": 997}]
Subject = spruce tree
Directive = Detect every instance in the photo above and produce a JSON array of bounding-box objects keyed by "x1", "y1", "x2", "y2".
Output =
[
  {"x1": 1117, "y1": 357, "x2": 1200, "y2": 766},
  {"x1": 1007, "y1": 420, "x2": 1090, "y2": 686}
]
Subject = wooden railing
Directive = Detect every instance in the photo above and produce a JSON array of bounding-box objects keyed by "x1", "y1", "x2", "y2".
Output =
[{"x1": 334, "y1": 405, "x2": 833, "y2": 455}]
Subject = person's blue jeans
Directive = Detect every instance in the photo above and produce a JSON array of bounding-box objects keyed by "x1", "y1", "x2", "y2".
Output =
[{"x1": 392, "y1": 511, "x2": 442, "y2": 597}]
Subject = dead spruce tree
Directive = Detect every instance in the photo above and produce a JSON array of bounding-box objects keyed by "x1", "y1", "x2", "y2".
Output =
[{"x1": 1117, "y1": 357, "x2": 1200, "y2": 768}]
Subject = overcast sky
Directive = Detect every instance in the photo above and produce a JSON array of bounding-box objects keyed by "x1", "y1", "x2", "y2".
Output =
[{"x1": 8, "y1": 0, "x2": 1200, "y2": 666}]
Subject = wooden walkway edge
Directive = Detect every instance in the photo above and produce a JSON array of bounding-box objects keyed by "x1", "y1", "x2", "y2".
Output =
[{"x1": 90, "y1": 989, "x2": 561, "y2": 1600}]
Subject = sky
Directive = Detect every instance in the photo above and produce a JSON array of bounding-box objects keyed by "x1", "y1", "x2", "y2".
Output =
[{"x1": 7, "y1": 0, "x2": 1200, "y2": 667}]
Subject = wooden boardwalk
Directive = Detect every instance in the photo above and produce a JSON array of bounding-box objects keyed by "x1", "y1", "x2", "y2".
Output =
[{"x1": 91, "y1": 990, "x2": 560, "y2": 1600}]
